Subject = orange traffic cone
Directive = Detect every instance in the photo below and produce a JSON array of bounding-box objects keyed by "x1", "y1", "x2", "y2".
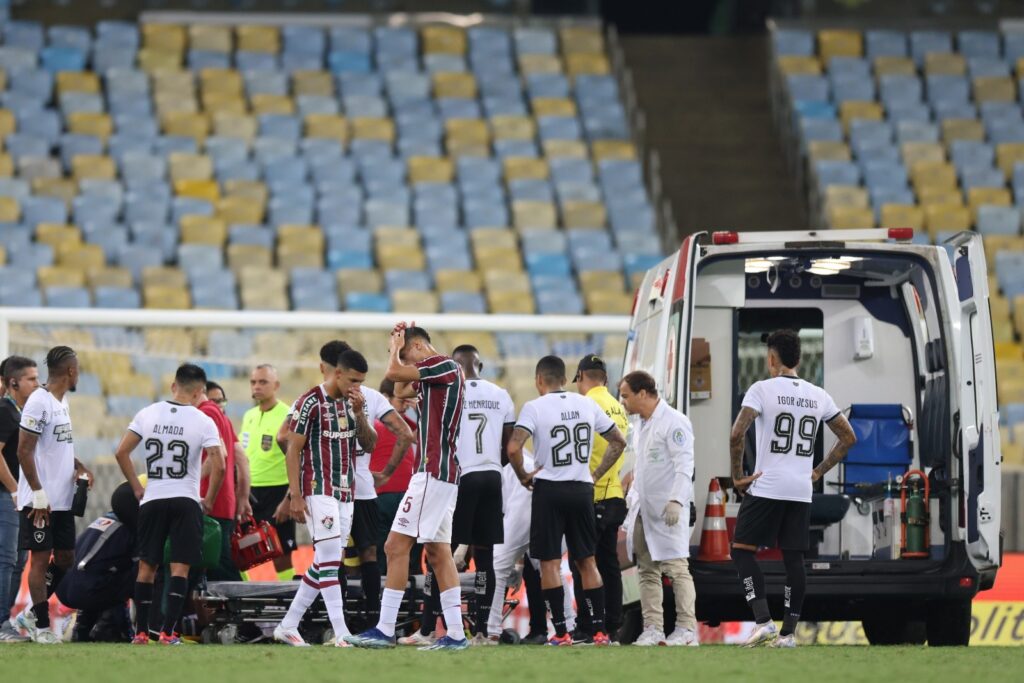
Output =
[{"x1": 697, "y1": 478, "x2": 731, "y2": 562}]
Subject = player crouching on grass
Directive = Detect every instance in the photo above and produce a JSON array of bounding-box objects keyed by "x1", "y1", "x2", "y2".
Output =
[{"x1": 113, "y1": 363, "x2": 226, "y2": 645}]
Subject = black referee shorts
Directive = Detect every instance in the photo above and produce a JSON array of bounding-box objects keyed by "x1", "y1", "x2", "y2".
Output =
[
  {"x1": 137, "y1": 497, "x2": 204, "y2": 566},
  {"x1": 252, "y1": 484, "x2": 296, "y2": 551},
  {"x1": 530, "y1": 479, "x2": 596, "y2": 562},
  {"x1": 451, "y1": 470, "x2": 504, "y2": 546},
  {"x1": 352, "y1": 498, "x2": 381, "y2": 551},
  {"x1": 733, "y1": 495, "x2": 810, "y2": 551}
]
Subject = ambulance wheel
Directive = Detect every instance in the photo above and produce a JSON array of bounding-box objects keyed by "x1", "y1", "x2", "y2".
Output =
[
  {"x1": 200, "y1": 626, "x2": 216, "y2": 644},
  {"x1": 862, "y1": 614, "x2": 926, "y2": 645},
  {"x1": 926, "y1": 599, "x2": 971, "y2": 646}
]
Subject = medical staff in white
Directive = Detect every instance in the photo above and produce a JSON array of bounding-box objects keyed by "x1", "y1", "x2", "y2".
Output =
[{"x1": 618, "y1": 370, "x2": 698, "y2": 647}]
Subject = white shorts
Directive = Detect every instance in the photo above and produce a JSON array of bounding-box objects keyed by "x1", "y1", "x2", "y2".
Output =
[
  {"x1": 391, "y1": 472, "x2": 458, "y2": 544},
  {"x1": 305, "y1": 494, "x2": 354, "y2": 544}
]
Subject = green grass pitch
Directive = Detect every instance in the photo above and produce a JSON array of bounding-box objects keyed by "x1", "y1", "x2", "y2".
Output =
[{"x1": 0, "y1": 643, "x2": 1017, "y2": 683}]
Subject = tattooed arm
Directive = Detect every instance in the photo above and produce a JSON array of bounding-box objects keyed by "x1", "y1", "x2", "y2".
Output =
[
  {"x1": 812, "y1": 413, "x2": 857, "y2": 482},
  {"x1": 729, "y1": 407, "x2": 761, "y2": 493}
]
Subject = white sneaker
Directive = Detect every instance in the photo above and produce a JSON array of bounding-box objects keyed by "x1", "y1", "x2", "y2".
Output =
[
  {"x1": 665, "y1": 627, "x2": 699, "y2": 647},
  {"x1": 470, "y1": 633, "x2": 497, "y2": 646},
  {"x1": 398, "y1": 630, "x2": 437, "y2": 646},
  {"x1": 769, "y1": 634, "x2": 796, "y2": 648},
  {"x1": 273, "y1": 624, "x2": 310, "y2": 647},
  {"x1": 33, "y1": 628, "x2": 62, "y2": 644},
  {"x1": 15, "y1": 608, "x2": 38, "y2": 640},
  {"x1": 743, "y1": 621, "x2": 778, "y2": 647},
  {"x1": 0, "y1": 619, "x2": 29, "y2": 642},
  {"x1": 633, "y1": 626, "x2": 667, "y2": 646}
]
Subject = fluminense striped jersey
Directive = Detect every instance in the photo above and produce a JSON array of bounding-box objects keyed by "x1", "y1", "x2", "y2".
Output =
[
  {"x1": 289, "y1": 384, "x2": 357, "y2": 502},
  {"x1": 413, "y1": 354, "x2": 464, "y2": 484}
]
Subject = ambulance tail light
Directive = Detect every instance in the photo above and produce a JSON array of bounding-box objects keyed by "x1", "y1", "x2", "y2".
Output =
[
  {"x1": 712, "y1": 231, "x2": 739, "y2": 245},
  {"x1": 887, "y1": 227, "x2": 914, "y2": 241}
]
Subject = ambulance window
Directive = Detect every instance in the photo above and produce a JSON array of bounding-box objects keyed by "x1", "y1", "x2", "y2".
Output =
[{"x1": 735, "y1": 308, "x2": 824, "y2": 395}]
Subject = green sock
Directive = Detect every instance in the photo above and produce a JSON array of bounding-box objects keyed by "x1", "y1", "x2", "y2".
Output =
[{"x1": 277, "y1": 568, "x2": 295, "y2": 581}]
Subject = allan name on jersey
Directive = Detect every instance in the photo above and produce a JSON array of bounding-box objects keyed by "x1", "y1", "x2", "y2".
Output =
[
  {"x1": 776, "y1": 395, "x2": 819, "y2": 409},
  {"x1": 561, "y1": 410, "x2": 580, "y2": 420}
]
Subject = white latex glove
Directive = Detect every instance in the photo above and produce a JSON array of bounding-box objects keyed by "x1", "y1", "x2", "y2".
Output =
[
  {"x1": 31, "y1": 488, "x2": 49, "y2": 509},
  {"x1": 662, "y1": 501, "x2": 683, "y2": 527}
]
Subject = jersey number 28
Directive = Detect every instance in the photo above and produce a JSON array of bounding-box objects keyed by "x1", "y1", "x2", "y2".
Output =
[
  {"x1": 145, "y1": 438, "x2": 190, "y2": 479},
  {"x1": 550, "y1": 424, "x2": 592, "y2": 466}
]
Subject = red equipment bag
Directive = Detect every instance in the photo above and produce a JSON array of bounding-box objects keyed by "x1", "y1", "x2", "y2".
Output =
[{"x1": 231, "y1": 516, "x2": 284, "y2": 571}]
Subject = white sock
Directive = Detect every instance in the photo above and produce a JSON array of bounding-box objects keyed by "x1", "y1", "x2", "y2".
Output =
[
  {"x1": 440, "y1": 587, "x2": 465, "y2": 641},
  {"x1": 376, "y1": 588, "x2": 404, "y2": 637},
  {"x1": 488, "y1": 569, "x2": 509, "y2": 637},
  {"x1": 321, "y1": 582, "x2": 349, "y2": 638},
  {"x1": 281, "y1": 566, "x2": 320, "y2": 630}
]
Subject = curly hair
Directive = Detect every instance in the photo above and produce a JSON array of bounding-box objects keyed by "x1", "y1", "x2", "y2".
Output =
[{"x1": 766, "y1": 329, "x2": 801, "y2": 369}]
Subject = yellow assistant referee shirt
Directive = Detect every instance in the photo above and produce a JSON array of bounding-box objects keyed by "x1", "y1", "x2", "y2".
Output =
[
  {"x1": 586, "y1": 385, "x2": 629, "y2": 501},
  {"x1": 240, "y1": 400, "x2": 290, "y2": 488}
]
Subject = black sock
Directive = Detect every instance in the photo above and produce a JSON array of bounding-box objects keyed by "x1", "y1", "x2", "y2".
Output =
[
  {"x1": 32, "y1": 600, "x2": 50, "y2": 629},
  {"x1": 522, "y1": 560, "x2": 547, "y2": 636},
  {"x1": 419, "y1": 570, "x2": 438, "y2": 636},
  {"x1": 161, "y1": 576, "x2": 188, "y2": 636},
  {"x1": 584, "y1": 587, "x2": 606, "y2": 635},
  {"x1": 134, "y1": 582, "x2": 154, "y2": 637},
  {"x1": 781, "y1": 550, "x2": 806, "y2": 637},
  {"x1": 360, "y1": 561, "x2": 381, "y2": 618},
  {"x1": 733, "y1": 547, "x2": 771, "y2": 624},
  {"x1": 45, "y1": 562, "x2": 67, "y2": 598},
  {"x1": 473, "y1": 546, "x2": 495, "y2": 636},
  {"x1": 543, "y1": 586, "x2": 567, "y2": 637}
]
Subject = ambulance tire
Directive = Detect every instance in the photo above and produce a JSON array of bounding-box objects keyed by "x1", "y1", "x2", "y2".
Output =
[
  {"x1": 862, "y1": 613, "x2": 927, "y2": 645},
  {"x1": 926, "y1": 598, "x2": 971, "y2": 646}
]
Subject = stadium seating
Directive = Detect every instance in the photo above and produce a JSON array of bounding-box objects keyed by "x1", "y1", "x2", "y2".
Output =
[{"x1": 771, "y1": 25, "x2": 1024, "y2": 455}]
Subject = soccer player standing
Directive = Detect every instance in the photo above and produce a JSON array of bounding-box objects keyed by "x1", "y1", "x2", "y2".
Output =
[
  {"x1": 15, "y1": 346, "x2": 93, "y2": 644},
  {"x1": 348, "y1": 324, "x2": 468, "y2": 651},
  {"x1": 114, "y1": 364, "x2": 226, "y2": 645},
  {"x1": 507, "y1": 355, "x2": 626, "y2": 646},
  {"x1": 729, "y1": 330, "x2": 857, "y2": 648},
  {"x1": 273, "y1": 347, "x2": 376, "y2": 647}
]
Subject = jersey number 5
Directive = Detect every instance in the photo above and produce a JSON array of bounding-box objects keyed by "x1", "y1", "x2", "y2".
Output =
[
  {"x1": 550, "y1": 424, "x2": 592, "y2": 466},
  {"x1": 145, "y1": 438, "x2": 190, "y2": 479},
  {"x1": 770, "y1": 413, "x2": 818, "y2": 457}
]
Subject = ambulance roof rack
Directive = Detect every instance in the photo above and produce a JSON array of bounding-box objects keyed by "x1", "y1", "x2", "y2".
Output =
[{"x1": 711, "y1": 228, "x2": 913, "y2": 245}]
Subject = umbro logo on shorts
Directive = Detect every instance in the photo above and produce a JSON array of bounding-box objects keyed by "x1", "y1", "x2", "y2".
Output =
[{"x1": 397, "y1": 517, "x2": 409, "y2": 526}]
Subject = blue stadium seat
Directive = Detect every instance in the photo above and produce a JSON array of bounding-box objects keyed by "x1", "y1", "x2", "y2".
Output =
[
  {"x1": 537, "y1": 289, "x2": 584, "y2": 315},
  {"x1": 865, "y1": 29, "x2": 907, "y2": 58},
  {"x1": 977, "y1": 205, "x2": 1021, "y2": 236},
  {"x1": 345, "y1": 291, "x2": 391, "y2": 312},
  {"x1": 94, "y1": 286, "x2": 141, "y2": 309},
  {"x1": 44, "y1": 286, "x2": 91, "y2": 308}
]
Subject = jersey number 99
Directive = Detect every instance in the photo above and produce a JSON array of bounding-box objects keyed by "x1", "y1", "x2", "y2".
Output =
[
  {"x1": 145, "y1": 438, "x2": 190, "y2": 479},
  {"x1": 550, "y1": 424, "x2": 592, "y2": 466},
  {"x1": 770, "y1": 413, "x2": 818, "y2": 457}
]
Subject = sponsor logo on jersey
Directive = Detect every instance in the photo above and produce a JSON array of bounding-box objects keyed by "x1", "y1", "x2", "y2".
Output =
[
  {"x1": 23, "y1": 416, "x2": 37, "y2": 430},
  {"x1": 261, "y1": 434, "x2": 273, "y2": 451},
  {"x1": 54, "y1": 423, "x2": 72, "y2": 443}
]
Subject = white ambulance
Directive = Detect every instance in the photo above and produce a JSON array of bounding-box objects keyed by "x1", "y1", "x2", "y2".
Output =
[{"x1": 621, "y1": 228, "x2": 1001, "y2": 646}]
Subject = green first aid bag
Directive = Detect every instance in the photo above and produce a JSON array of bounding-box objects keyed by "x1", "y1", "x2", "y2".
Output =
[{"x1": 163, "y1": 515, "x2": 222, "y2": 570}]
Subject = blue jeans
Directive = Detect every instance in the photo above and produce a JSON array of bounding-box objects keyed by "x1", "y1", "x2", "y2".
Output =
[{"x1": 0, "y1": 491, "x2": 26, "y2": 619}]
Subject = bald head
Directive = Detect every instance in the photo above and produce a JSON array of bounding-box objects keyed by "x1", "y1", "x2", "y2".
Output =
[{"x1": 250, "y1": 363, "x2": 280, "y2": 407}]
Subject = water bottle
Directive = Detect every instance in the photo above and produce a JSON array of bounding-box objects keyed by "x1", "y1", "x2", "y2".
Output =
[{"x1": 71, "y1": 474, "x2": 89, "y2": 517}]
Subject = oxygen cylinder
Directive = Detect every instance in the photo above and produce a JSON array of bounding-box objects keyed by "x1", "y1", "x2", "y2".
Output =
[{"x1": 900, "y1": 470, "x2": 930, "y2": 559}]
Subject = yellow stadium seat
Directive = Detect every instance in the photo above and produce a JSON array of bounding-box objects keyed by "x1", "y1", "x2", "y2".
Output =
[
  {"x1": 237, "y1": 25, "x2": 280, "y2": 53},
  {"x1": 376, "y1": 244, "x2": 425, "y2": 271},
  {"x1": 880, "y1": 204, "x2": 924, "y2": 230},
  {"x1": 0, "y1": 153, "x2": 12, "y2": 178},
  {"x1": 565, "y1": 53, "x2": 610, "y2": 78},
  {"x1": 974, "y1": 76, "x2": 1016, "y2": 103},
  {"x1": 579, "y1": 270, "x2": 626, "y2": 293},
  {"x1": 924, "y1": 53, "x2": 966, "y2": 76},
  {"x1": 223, "y1": 179, "x2": 267, "y2": 206},
  {"x1": 56, "y1": 71, "x2": 100, "y2": 94},
  {"x1": 180, "y1": 215, "x2": 227, "y2": 245},
  {"x1": 808, "y1": 140, "x2": 852, "y2": 163},
  {"x1": 174, "y1": 179, "x2": 219, "y2": 202},
  {"x1": 504, "y1": 156, "x2": 549, "y2": 182},
  {"x1": 408, "y1": 156, "x2": 454, "y2": 184},
  {"x1": 563, "y1": 201, "x2": 607, "y2": 228},
  {"x1": 435, "y1": 269, "x2": 482, "y2": 293},
  {"x1": 57, "y1": 243, "x2": 105, "y2": 270},
  {"x1": 190, "y1": 25, "x2": 232, "y2": 53},
  {"x1": 293, "y1": 70, "x2": 334, "y2": 97},
  {"x1": 823, "y1": 185, "x2": 869, "y2": 209},
  {"x1": 433, "y1": 72, "x2": 477, "y2": 99},
  {"x1": 143, "y1": 23, "x2": 186, "y2": 51},
  {"x1": 304, "y1": 113, "x2": 348, "y2": 144},
  {"x1": 544, "y1": 140, "x2": 587, "y2": 158},
  {"x1": 278, "y1": 225, "x2": 324, "y2": 251},
  {"x1": 918, "y1": 186, "x2": 963, "y2": 206},
  {"x1": 0, "y1": 196, "x2": 18, "y2": 222},
  {"x1": 518, "y1": 54, "x2": 563, "y2": 75},
  {"x1": 238, "y1": 266, "x2": 286, "y2": 291},
  {"x1": 484, "y1": 269, "x2": 530, "y2": 292},
  {"x1": 925, "y1": 204, "x2": 971, "y2": 236},
  {"x1": 996, "y1": 142, "x2": 1024, "y2": 178},
  {"x1": 227, "y1": 243, "x2": 272, "y2": 272},
  {"x1": 491, "y1": 115, "x2": 536, "y2": 141},
  {"x1": 38, "y1": 266, "x2": 85, "y2": 289},
  {"x1": 141, "y1": 266, "x2": 187, "y2": 289},
  {"x1": 213, "y1": 112, "x2": 257, "y2": 141},
  {"x1": 240, "y1": 287, "x2": 288, "y2": 311},
  {"x1": 31, "y1": 178, "x2": 78, "y2": 205},
  {"x1": 152, "y1": 70, "x2": 195, "y2": 96},
  {"x1": 217, "y1": 195, "x2": 264, "y2": 224},
  {"x1": 106, "y1": 372, "x2": 158, "y2": 399},
  {"x1": 911, "y1": 161, "x2": 958, "y2": 191},
  {"x1": 0, "y1": 71, "x2": 6, "y2": 93},
  {"x1": 87, "y1": 266, "x2": 133, "y2": 289},
  {"x1": 777, "y1": 55, "x2": 822, "y2": 76},
  {"x1": 201, "y1": 92, "x2": 246, "y2": 116},
  {"x1": 488, "y1": 290, "x2": 535, "y2": 314},
  {"x1": 941, "y1": 118, "x2": 985, "y2": 144},
  {"x1": 336, "y1": 268, "x2": 383, "y2": 295},
  {"x1": 36, "y1": 223, "x2": 81, "y2": 249},
  {"x1": 0, "y1": 109, "x2": 15, "y2": 139},
  {"x1": 446, "y1": 139, "x2": 489, "y2": 158},
  {"x1": 154, "y1": 93, "x2": 199, "y2": 116},
  {"x1": 144, "y1": 285, "x2": 191, "y2": 309},
  {"x1": 71, "y1": 154, "x2": 116, "y2": 181},
  {"x1": 533, "y1": 97, "x2": 577, "y2": 118},
  {"x1": 560, "y1": 26, "x2": 605, "y2": 54},
  {"x1": 161, "y1": 111, "x2": 210, "y2": 143},
  {"x1": 277, "y1": 244, "x2": 323, "y2": 270},
  {"x1": 375, "y1": 227, "x2": 420, "y2": 247},
  {"x1": 828, "y1": 205, "x2": 875, "y2": 229},
  {"x1": 470, "y1": 228, "x2": 517, "y2": 250},
  {"x1": 1015, "y1": 296, "x2": 1024, "y2": 336},
  {"x1": 137, "y1": 48, "x2": 182, "y2": 73},
  {"x1": 351, "y1": 117, "x2": 394, "y2": 142},
  {"x1": 592, "y1": 139, "x2": 637, "y2": 162},
  {"x1": 585, "y1": 290, "x2": 633, "y2": 315},
  {"x1": 818, "y1": 29, "x2": 863, "y2": 62},
  {"x1": 66, "y1": 112, "x2": 112, "y2": 141},
  {"x1": 392, "y1": 289, "x2": 440, "y2": 314},
  {"x1": 474, "y1": 246, "x2": 522, "y2": 271},
  {"x1": 873, "y1": 56, "x2": 916, "y2": 77},
  {"x1": 968, "y1": 187, "x2": 1012, "y2": 222},
  {"x1": 250, "y1": 94, "x2": 294, "y2": 115},
  {"x1": 983, "y1": 236, "x2": 1024, "y2": 270},
  {"x1": 169, "y1": 153, "x2": 213, "y2": 182},
  {"x1": 839, "y1": 101, "x2": 883, "y2": 132},
  {"x1": 512, "y1": 200, "x2": 557, "y2": 229},
  {"x1": 901, "y1": 141, "x2": 946, "y2": 167},
  {"x1": 422, "y1": 25, "x2": 466, "y2": 55},
  {"x1": 445, "y1": 118, "x2": 489, "y2": 145}
]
